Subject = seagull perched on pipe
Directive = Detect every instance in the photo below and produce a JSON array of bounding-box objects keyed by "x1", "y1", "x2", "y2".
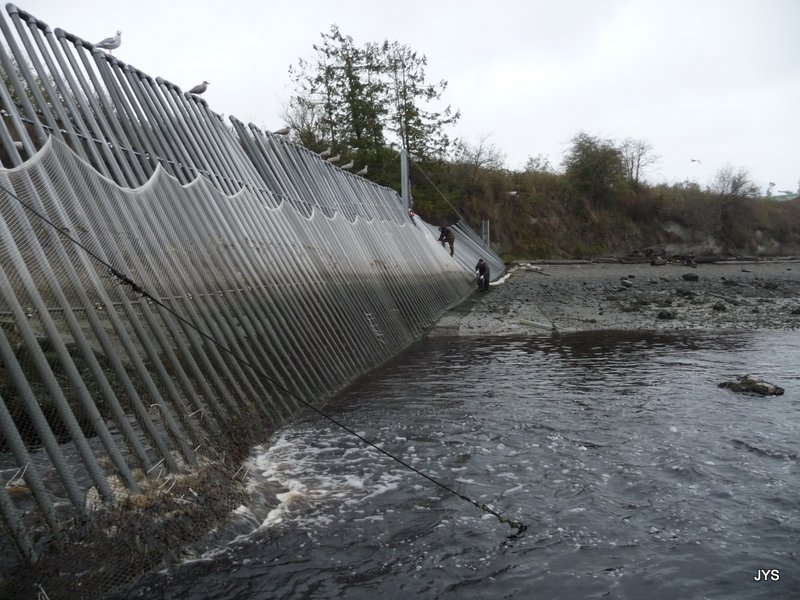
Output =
[
  {"x1": 355, "y1": 165, "x2": 368, "y2": 176},
  {"x1": 95, "y1": 30, "x2": 121, "y2": 53},
  {"x1": 318, "y1": 146, "x2": 332, "y2": 158},
  {"x1": 326, "y1": 154, "x2": 340, "y2": 163},
  {"x1": 340, "y1": 160, "x2": 354, "y2": 170},
  {"x1": 188, "y1": 81, "x2": 209, "y2": 95},
  {"x1": 272, "y1": 127, "x2": 290, "y2": 135}
]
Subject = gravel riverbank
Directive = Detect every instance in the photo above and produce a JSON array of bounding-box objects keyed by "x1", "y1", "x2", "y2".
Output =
[{"x1": 428, "y1": 259, "x2": 800, "y2": 336}]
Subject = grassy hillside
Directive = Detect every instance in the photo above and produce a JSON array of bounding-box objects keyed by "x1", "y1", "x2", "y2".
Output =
[{"x1": 409, "y1": 160, "x2": 800, "y2": 261}]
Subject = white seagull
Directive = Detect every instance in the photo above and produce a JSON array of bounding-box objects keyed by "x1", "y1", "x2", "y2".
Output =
[
  {"x1": 96, "y1": 30, "x2": 121, "y2": 53},
  {"x1": 188, "y1": 81, "x2": 209, "y2": 95},
  {"x1": 340, "y1": 160, "x2": 354, "y2": 170},
  {"x1": 326, "y1": 154, "x2": 340, "y2": 163},
  {"x1": 355, "y1": 165, "x2": 368, "y2": 176},
  {"x1": 318, "y1": 146, "x2": 332, "y2": 158}
]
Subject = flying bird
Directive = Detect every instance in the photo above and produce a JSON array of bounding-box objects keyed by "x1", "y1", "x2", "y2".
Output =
[
  {"x1": 95, "y1": 30, "x2": 121, "y2": 53},
  {"x1": 188, "y1": 81, "x2": 209, "y2": 95},
  {"x1": 340, "y1": 160, "x2": 354, "y2": 170},
  {"x1": 689, "y1": 158, "x2": 701, "y2": 164},
  {"x1": 355, "y1": 165, "x2": 368, "y2": 176},
  {"x1": 318, "y1": 146, "x2": 332, "y2": 158},
  {"x1": 273, "y1": 127, "x2": 290, "y2": 135},
  {"x1": 326, "y1": 154, "x2": 341, "y2": 163}
]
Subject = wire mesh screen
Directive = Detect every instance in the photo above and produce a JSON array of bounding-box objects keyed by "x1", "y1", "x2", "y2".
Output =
[{"x1": 0, "y1": 3, "x2": 505, "y2": 598}]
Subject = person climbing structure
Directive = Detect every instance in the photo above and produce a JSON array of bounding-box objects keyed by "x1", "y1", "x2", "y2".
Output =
[{"x1": 438, "y1": 225, "x2": 455, "y2": 257}]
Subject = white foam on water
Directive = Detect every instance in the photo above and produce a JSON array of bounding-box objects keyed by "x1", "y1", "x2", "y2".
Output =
[
  {"x1": 245, "y1": 429, "x2": 407, "y2": 530},
  {"x1": 454, "y1": 477, "x2": 490, "y2": 487},
  {"x1": 502, "y1": 484, "x2": 524, "y2": 495}
]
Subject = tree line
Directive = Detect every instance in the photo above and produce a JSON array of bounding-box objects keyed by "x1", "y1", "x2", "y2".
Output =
[{"x1": 286, "y1": 27, "x2": 800, "y2": 259}]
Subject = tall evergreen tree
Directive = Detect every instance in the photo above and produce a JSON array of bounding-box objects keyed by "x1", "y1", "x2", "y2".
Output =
[
  {"x1": 287, "y1": 27, "x2": 459, "y2": 161},
  {"x1": 382, "y1": 40, "x2": 459, "y2": 159},
  {"x1": 288, "y1": 25, "x2": 385, "y2": 151}
]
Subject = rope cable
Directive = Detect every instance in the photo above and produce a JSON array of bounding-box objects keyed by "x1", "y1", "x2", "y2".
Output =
[
  {"x1": 0, "y1": 181, "x2": 527, "y2": 536},
  {"x1": 408, "y1": 156, "x2": 470, "y2": 224}
]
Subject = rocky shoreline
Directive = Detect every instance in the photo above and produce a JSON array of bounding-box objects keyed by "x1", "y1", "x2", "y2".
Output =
[{"x1": 429, "y1": 259, "x2": 800, "y2": 336}]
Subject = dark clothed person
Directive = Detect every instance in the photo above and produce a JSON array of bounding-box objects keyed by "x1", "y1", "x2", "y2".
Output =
[
  {"x1": 438, "y1": 226, "x2": 455, "y2": 256},
  {"x1": 475, "y1": 258, "x2": 490, "y2": 291}
]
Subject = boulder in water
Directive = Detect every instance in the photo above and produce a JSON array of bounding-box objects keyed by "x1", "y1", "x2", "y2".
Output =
[{"x1": 718, "y1": 374, "x2": 784, "y2": 396}]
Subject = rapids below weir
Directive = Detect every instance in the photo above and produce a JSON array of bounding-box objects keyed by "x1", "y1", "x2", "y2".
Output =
[{"x1": 113, "y1": 329, "x2": 799, "y2": 599}]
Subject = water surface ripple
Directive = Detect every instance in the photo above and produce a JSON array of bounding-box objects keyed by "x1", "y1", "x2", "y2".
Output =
[{"x1": 118, "y1": 330, "x2": 799, "y2": 599}]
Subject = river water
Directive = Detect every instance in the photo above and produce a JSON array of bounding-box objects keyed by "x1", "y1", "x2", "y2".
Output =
[{"x1": 117, "y1": 329, "x2": 799, "y2": 599}]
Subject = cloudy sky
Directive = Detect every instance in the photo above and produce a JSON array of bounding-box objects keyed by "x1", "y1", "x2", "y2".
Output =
[{"x1": 24, "y1": 0, "x2": 800, "y2": 193}]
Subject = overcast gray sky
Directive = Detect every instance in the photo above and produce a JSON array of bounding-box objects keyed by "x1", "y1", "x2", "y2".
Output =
[{"x1": 25, "y1": 0, "x2": 800, "y2": 193}]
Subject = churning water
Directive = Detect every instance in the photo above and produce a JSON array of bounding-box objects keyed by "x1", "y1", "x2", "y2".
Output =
[{"x1": 117, "y1": 330, "x2": 799, "y2": 599}]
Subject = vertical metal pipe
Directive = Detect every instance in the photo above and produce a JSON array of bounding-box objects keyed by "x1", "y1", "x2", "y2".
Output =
[
  {"x1": 185, "y1": 188, "x2": 321, "y2": 402},
  {"x1": 210, "y1": 189, "x2": 338, "y2": 401},
  {"x1": 0, "y1": 9, "x2": 49, "y2": 146},
  {"x1": 164, "y1": 88, "x2": 243, "y2": 194},
  {"x1": 0, "y1": 483, "x2": 35, "y2": 562},
  {"x1": 80, "y1": 165, "x2": 252, "y2": 418},
  {"x1": 0, "y1": 208, "x2": 148, "y2": 486},
  {"x1": 230, "y1": 118, "x2": 287, "y2": 201},
  {"x1": 49, "y1": 34, "x2": 135, "y2": 186},
  {"x1": 0, "y1": 61, "x2": 27, "y2": 166},
  {"x1": 41, "y1": 25, "x2": 128, "y2": 183},
  {"x1": 3, "y1": 157, "x2": 189, "y2": 471},
  {"x1": 0, "y1": 390, "x2": 60, "y2": 535},
  {"x1": 0, "y1": 206, "x2": 141, "y2": 494},
  {"x1": 0, "y1": 324, "x2": 87, "y2": 514},
  {"x1": 46, "y1": 150, "x2": 231, "y2": 430},
  {"x1": 244, "y1": 131, "x2": 386, "y2": 370},
  {"x1": 20, "y1": 18, "x2": 108, "y2": 174},
  {"x1": 65, "y1": 35, "x2": 148, "y2": 184},
  {"x1": 150, "y1": 79, "x2": 228, "y2": 189},
  {"x1": 5, "y1": 9, "x2": 83, "y2": 153},
  {"x1": 134, "y1": 178, "x2": 294, "y2": 420},
  {"x1": 224, "y1": 136, "x2": 367, "y2": 383},
  {"x1": 120, "y1": 66, "x2": 197, "y2": 185},
  {"x1": 276, "y1": 138, "x2": 410, "y2": 362},
  {"x1": 90, "y1": 53, "x2": 158, "y2": 179},
  {"x1": 400, "y1": 148, "x2": 410, "y2": 211},
  {"x1": 0, "y1": 261, "x2": 115, "y2": 503}
]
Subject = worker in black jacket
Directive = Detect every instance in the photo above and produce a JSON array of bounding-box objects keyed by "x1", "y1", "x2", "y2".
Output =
[
  {"x1": 475, "y1": 258, "x2": 490, "y2": 291},
  {"x1": 438, "y1": 225, "x2": 455, "y2": 256}
]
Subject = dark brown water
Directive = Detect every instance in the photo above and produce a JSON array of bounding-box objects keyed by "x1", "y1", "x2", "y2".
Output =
[{"x1": 113, "y1": 330, "x2": 800, "y2": 599}]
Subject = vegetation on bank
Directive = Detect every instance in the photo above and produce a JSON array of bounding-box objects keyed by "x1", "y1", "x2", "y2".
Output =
[
  {"x1": 435, "y1": 136, "x2": 800, "y2": 260},
  {"x1": 284, "y1": 27, "x2": 800, "y2": 261}
]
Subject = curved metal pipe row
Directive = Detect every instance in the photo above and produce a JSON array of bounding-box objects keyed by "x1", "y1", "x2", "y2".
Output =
[{"x1": 0, "y1": 3, "x2": 506, "y2": 567}]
